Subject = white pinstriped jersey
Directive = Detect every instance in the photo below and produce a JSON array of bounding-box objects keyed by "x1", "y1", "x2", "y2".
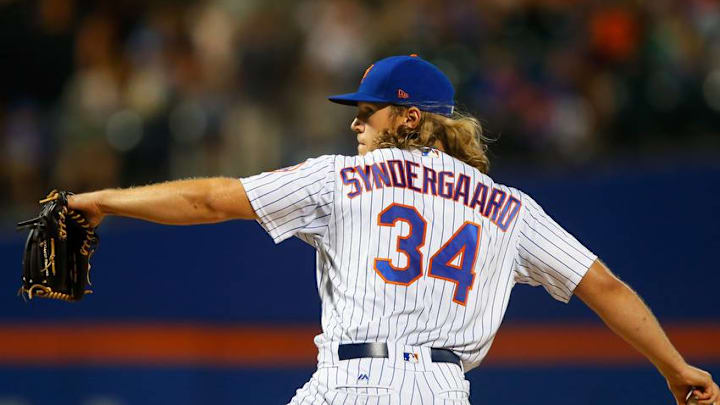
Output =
[{"x1": 241, "y1": 147, "x2": 597, "y2": 371}]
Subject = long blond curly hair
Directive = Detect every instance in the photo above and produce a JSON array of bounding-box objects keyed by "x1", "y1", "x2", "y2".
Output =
[{"x1": 375, "y1": 106, "x2": 491, "y2": 174}]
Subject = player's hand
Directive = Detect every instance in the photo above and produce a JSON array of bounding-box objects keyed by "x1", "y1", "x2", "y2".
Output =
[
  {"x1": 665, "y1": 363, "x2": 719, "y2": 405},
  {"x1": 68, "y1": 192, "x2": 106, "y2": 227}
]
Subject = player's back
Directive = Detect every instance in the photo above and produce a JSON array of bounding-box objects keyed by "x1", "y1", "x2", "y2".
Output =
[
  {"x1": 316, "y1": 147, "x2": 527, "y2": 368},
  {"x1": 242, "y1": 147, "x2": 595, "y2": 371}
]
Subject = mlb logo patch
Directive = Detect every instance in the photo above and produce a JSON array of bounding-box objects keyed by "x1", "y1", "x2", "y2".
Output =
[
  {"x1": 421, "y1": 148, "x2": 440, "y2": 158},
  {"x1": 403, "y1": 352, "x2": 419, "y2": 363}
]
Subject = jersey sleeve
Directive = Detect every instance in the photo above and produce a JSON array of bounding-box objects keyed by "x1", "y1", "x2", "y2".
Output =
[
  {"x1": 240, "y1": 155, "x2": 336, "y2": 244},
  {"x1": 513, "y1": 193, "x2": 598, "y2": 303}
]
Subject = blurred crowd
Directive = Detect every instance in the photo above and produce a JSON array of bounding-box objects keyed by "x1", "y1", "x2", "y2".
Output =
[{"x1": 1, "y1": 0, "x2": 719, "y2": 221}]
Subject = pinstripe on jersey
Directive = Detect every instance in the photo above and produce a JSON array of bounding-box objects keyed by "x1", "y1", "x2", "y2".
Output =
[{"x1": 240, "y1": 148, "x2": 597, "y2": 375}]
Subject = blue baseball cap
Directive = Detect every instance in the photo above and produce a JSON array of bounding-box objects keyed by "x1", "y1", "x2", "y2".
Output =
[{"x1": 328, "y1": 55, "x2": 455, "y2": 116}]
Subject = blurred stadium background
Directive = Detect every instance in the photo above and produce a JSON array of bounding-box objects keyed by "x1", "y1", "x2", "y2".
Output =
[{"x1": 0, "y1": 0, "x2": 718, "y2": 404}]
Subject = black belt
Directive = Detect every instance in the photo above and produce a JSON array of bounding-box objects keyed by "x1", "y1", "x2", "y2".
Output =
[{"x1": 338, "y1": 343, "x2": 461, "y2": 367}]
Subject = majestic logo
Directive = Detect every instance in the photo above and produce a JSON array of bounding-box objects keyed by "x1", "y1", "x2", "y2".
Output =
[
  {"x1": 361, "y1": 64, "x2": 375, "y2": 83},
  {"x1": 421, "y1": 148, "x2": 440, "y2": 158},
  {"x1": 357, "y1": 373, "x2": 369, "y2": 382},
  {"x1": 397, "y1": 89, "x2": 410, "y2": 99}
]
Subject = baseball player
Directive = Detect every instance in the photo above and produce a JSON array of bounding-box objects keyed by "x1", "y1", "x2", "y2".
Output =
[{"x1": 68, "y1": 55, "x2": 718, "y2": 405}]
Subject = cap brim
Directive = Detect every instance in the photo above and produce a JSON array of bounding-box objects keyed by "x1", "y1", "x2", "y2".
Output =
[{"x1": 328, "y1": 92, "x2": 389, "y2": 106}]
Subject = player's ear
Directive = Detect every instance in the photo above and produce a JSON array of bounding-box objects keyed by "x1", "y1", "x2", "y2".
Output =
[{"x1": 404, "y1": 107, "x2": 421, "y2": 129}]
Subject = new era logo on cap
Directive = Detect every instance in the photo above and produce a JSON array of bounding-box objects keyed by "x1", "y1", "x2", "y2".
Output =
[{"x1": 328, "y1": 54, "x2": 455, "y2": 116}]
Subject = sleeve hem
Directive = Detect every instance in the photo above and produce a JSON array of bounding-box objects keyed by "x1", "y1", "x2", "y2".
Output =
[
  {"x1": 240, "y1": 178, "x2": 287, "y2": 244},
  {"x1": 565, "y1": 254, "x2": 598, "y2": 303}
]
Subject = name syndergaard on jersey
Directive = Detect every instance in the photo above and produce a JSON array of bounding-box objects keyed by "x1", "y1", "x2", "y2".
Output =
[{"x1": 339, "y1": 157, "x2": 522, "y2": 231}]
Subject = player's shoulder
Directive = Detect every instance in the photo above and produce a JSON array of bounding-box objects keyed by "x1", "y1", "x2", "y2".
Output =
[
  {"x1": 482, "y1": 178, "x2": 546, "y2": 223},
  {"x1": 484, "y1": 178, "x2": 539, "y2": 213},
  {"x1": 426, "y1": 149, "x2": 541, "y2": 211}
]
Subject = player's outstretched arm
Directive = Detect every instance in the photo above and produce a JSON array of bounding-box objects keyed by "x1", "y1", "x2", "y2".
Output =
[
  {"x1": 574, "y1": 260, "x2": 719, "y2": 405},
  {"x1": 67, "y1": 177, "x2": 258, "y2": 227}
]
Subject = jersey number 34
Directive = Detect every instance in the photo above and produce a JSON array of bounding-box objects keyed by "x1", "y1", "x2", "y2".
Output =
[{"x1": 374, "y1": 203, "x2": 481, "y2": 306}]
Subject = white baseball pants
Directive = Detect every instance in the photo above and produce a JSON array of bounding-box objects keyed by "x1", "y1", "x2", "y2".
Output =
[{"x1": 287, "y1": 344, "x2": 471, "y2": 405}]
